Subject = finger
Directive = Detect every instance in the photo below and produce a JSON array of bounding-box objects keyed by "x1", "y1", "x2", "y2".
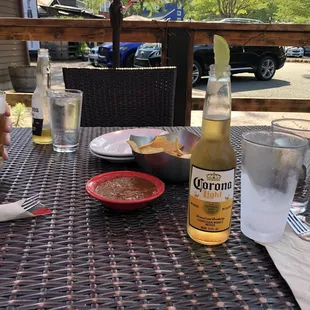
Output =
[
  {"x1": 4, "y1": 117, "x2": 11, "y2": 133},
  {"x1": 5, "y1": 103, "x2": 10, "y2": 117},
  {"x1": 2, "y1": 149, "x2": 8, "y2": 161},
  {"x1": 4, "y1": 133, "x2": 10, "y2": 147}
]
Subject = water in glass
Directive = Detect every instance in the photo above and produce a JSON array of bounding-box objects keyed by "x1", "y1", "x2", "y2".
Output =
[
  {"x1": 272, "y1": 119, "x2": 310, "y2": 214},
  {"x1": 48, "y1": 89, "x2": 83, "y2": 153},
  {"x1": 241, "y1": 130, "x2": 308, "y2": 243}
]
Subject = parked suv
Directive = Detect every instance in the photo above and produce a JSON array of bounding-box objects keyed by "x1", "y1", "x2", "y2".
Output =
[
  {"x1": 98, "y1": 42, "x2": 144, "y2": 67},
  {"x1": 134, "y1": 19, "x2": 286, "y2": 85}
]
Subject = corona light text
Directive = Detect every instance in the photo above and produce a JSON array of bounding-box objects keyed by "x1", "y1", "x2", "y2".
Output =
[{"x1": 193, "y1": 177, "x2": 232, "y2": 192}]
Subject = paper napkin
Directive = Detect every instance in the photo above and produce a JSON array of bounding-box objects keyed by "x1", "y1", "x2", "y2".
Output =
[
  {"x1": 0, "y1": 194, "x2": 51, "y2": 222},
  {"x1": 264, "y1": 225, "x2": 310, "y2": 310}
]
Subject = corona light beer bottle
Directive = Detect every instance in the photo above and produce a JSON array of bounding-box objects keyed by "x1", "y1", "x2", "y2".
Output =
[
  {"x1": 32, "y1": 49, "x2": 52, "y2": 144},
  {"x1": 187, "y1": 36, "x2": 236, "y2": 245}
]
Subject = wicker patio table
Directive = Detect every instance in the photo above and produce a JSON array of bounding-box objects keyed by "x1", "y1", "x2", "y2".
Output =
[{"x1": 0, "y1": 127, "x2": 298, "y2": 309}]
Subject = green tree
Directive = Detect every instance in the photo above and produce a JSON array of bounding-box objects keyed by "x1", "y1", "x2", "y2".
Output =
[
  {"x1": 133, "y1": 0, "x2": 191, "y2": 15},
  {"x1": 83, "y1": 0, "x2": 164, "y2": 16},
  {"x1": 275, "y1": 0, "x2": 310, "y2": 23},
  {"x1": 185, "y1": 0, "x2": 270, "y2": 21},
  {"x1": 124, "y1": 0, "x2": 165, "y2": 16},
  {"x1": 83, "y1": 0, "x2": 104, "y2": 13},
  {"x1": 83, "y1": 0, "x2": 191, "y2": 18},
  {"x1": 247, "y1": 0, "x2": 278, "y2": 23},
  {"x1": 172, "y1": 0, "x2": 191, "y2": 9}
]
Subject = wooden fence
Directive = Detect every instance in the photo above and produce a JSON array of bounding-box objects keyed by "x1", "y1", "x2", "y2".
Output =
[{"x1": 1, "y1": 18, "x2": 310, "y2": 125}]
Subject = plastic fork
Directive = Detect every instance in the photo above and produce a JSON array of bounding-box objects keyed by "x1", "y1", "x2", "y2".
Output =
[
  {"x1": 287, "y1": 210, "x2": 310, "y2": 242},
  {"x1": 22, "y1": 193, "x2": 40, "y2": 212}
]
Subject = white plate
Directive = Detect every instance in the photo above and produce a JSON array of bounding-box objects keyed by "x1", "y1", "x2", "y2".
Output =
[
  {"x1": 89, "y1": 148, "x2": 135, "y2": 163},
  {"x1": 89, "y1": 128, "x2": 168, "y2": 157}
]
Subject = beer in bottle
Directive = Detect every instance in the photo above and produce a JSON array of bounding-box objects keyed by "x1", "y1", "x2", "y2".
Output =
[
  {"x1": 32, "y1": 49, "x2": 52, "y2": 144},
  {"x1": 187, "y1": 64, "x2": 236, "y2": 245}
]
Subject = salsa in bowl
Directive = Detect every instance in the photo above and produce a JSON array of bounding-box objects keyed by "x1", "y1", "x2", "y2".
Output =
[{"x1": 86, "y1": 171, "x2": 165, "y2": 211}]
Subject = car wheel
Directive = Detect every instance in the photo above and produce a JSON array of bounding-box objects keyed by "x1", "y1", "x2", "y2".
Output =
[
  {"x1": 192, "y1": 60, "x2": 202, "y2": 86},
  {"x1": 124, "y1": 52, "x2": 135, "y2": 67},
  {"x1": 255, "y1": 56, "x2": 276, "y2": 81}
]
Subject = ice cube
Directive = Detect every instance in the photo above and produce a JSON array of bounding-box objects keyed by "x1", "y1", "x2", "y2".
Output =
[{"x1": 274, "y1": 138, "x2": 288, "y2": 147}]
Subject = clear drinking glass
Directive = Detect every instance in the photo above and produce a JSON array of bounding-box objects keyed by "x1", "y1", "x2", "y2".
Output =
[
  {"x1": 47, "y1": 89, "x2": 83, "y2": 153},
  {"x1": 272, "y1": 119, "x2": 310, "y2": 214},
  {"x1": 241, "y1": 130, "x2": 308, "y2": 243},
  {"x1": 0, "y1": 91, "x2": 6, "y2": 168}
]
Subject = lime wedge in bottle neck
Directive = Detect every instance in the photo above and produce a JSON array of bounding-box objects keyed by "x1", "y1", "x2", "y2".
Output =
[{"x1": 214, "y1": 35, "x2": 230, "y2": 80}]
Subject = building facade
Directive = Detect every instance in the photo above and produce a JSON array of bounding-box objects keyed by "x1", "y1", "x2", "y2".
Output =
[
  {"x1": 0, "y1": 0, "x2": 29, "y2": 91},
  {"x1": 146, "y1": 2, "x2": 185, "y2": 21}
]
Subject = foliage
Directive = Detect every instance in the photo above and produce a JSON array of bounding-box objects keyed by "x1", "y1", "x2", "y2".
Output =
[
  {"x1": 275, "y1": 0, "x2": 310, "y2": 23},
  {"x1": 123, "y1": 0, "x2": 165, "y2": 16},
  {"x1": 185, "y1": 0, "x2": 270, "y2": 21},
  {"x1": 82, "y1": 0, "x2": 190, "y2": 17},
  {"x1": 82, "y1": 0, "x2": 166, "y2": 15},
  {"x1": 83, "y1": 0, "x2": 104, "y2": 14},
  {"x1": 80, "y1": 0, "x2": 310, "y2": 23},
  {"x1": 11, "y1": 103, "x2": 27, "y2": 128},
  {"x1": 184, "y1": 0, "x2": 310, "y2": 23},
  {"x1": 78, "y1": 42, "x2": 90, "y2": 54},
  {"x1": 247, "y1": 1, "x2": 278, "y2": 23},
  {"x1": 75, "y1": 42, "x2": 90, "y2": 58},
  {"x1": 123, "y1": 0, "x2": 192, "y2": 17}
]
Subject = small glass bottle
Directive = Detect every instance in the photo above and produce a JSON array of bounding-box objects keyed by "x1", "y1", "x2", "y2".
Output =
[
  {"x1": 32, "y1": 49, "x2": 52, "y2": 144},
  {"x1": 187, "y1": 65, "x2": 236, "y2": 245}
]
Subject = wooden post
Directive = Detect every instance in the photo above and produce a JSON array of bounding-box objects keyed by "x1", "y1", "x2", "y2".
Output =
[
  {"x1": 18, "y1": 0, "x2": 30, "y2": 65},
  {"x1": 167, "y1": 28, "x2": 194, "y2": 126},
  {"x1": 109, "y1": 0, "x2": 123, "y2": 68},
  {"x1": 160, "y1": 23, "x2": 168, "y2": 66}
]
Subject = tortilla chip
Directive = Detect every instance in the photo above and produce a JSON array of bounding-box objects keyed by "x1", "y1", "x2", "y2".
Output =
[
  {"x1": 164, "y1": 141, "x2": 178, "y2": 154},
  {"x1": 180, "y1": 154, "x2": 191, "y2": 159},
  {"x1": 141, "y1": 136, "x2": 183, "y2": 154},
  {"x1": 140, "y1": 137, "x2": 168, "y2": 152},
  {"x1": 138, "y1": 136, "x2": 167, "y2": 151},
  {"x1": 140, "y1": 147, "x2": 164, "y2": 154},
  {"x1": 147, "y1": 136, "x2": 168, "y2": 148},
  {"x1": 127, "y1": 140, "x2": 141, "y2": 153},
  {"x1": 131, "y1": 135, "x2": 189, "y2": 158},
  {"x1": 174, "y1": 137, "x2": 184, "y2": 154}
]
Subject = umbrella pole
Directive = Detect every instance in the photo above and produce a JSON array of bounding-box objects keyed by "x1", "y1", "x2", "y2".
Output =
[{"x1": 109, "y1": 0, "x2": 123, "y2": 68}]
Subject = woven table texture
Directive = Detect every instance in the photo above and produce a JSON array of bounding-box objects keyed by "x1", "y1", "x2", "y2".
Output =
[{"x1": 0, "y1": 126, "x2": 298, "y2": 310}]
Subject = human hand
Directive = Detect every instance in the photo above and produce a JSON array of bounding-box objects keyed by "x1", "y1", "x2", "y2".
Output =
[{"x1": 2, "y1": 103, "x2": 11, "y2": 160}]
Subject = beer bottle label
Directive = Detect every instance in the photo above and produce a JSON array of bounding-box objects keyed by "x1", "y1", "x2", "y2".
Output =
[
  {"x1": 32, "y1": 97, "x2": 43, "y2": 136},
  {"x1": 189, "y1": 165, "x2": 235, "y2": 233}
]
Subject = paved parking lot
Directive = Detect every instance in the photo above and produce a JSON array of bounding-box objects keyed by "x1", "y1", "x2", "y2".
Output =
[
  {"x1": 50, "y1": 60, "x2": 310, "y2": 100},
  {"x1": 193, "y1": 61, "x2": 310, "y2": 99},
  {"x1": 48, "y1": 60, "x2": 310, "y2": 127}
]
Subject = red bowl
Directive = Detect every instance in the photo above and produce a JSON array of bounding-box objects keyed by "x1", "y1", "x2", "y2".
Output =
[{"x1": 86, "y1": 171, "x2": 165, "y2": 211}]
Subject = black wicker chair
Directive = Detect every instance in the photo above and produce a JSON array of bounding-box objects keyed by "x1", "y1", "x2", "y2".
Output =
[{"x1": 63, "y1": 67, "x2": 177, "y2": 127}]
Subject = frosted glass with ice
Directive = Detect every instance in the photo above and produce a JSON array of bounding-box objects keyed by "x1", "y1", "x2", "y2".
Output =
[
  {"x1": 241, "y1": 172, "x2": 297, "y2": 243},
  {"x1": 272, "y1": 118, "x2": 310, "y2": 214},
  {"x1": 241, "y1": 130, "x2": 308, "y2": 243}
]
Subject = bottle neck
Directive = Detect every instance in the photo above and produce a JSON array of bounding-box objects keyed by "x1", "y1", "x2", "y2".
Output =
[
  {"x1": 201, "y1": 67, "x2": 232, "y2": 140},
  {"x1": 36, "y1": 55, "x2": 50, "y2": 89}
]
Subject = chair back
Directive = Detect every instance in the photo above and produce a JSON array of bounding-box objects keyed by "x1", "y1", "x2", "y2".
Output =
[{"x1": 63, "y1": 67, "x2": 177, "y2": 127}]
